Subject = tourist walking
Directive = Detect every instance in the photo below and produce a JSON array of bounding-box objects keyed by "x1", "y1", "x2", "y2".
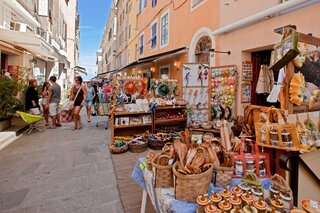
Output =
[
  {"x1": 46, "y1": 76, "x2": 61, "y2": 129},
  {"x1": 69, "y1": 76, "x2": 87, "y2": 129},
  {"x1": 85, "y1": 81, "x2": 96, "y2": 122},
  {"x1": 25, "y1": 79, "x2": 40, "y2": 115},
  {"x1": 41, "y1": 81, "x2": 50, "y2": 126}
]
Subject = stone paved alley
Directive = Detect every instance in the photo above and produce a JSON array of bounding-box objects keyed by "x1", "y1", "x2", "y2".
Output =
[{"x1": 0, "y1": 115, "x2": 124, "y2": 213}]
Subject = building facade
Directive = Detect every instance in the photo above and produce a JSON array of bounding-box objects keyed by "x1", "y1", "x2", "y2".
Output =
[{"x1": 0, "y1": 0, "x2": 80, "y2": 92}]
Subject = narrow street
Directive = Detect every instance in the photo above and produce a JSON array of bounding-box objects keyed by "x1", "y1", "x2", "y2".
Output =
[{"x1": 0, "y1": 113, "x2": 123, "y2": 213}]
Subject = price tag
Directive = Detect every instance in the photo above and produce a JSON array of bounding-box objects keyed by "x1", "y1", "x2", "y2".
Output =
[
  {"x1": 310, "y1": 200, "x2": 318, "y2": 209},
  {"x1": 139, "y1": 162, "x2": 147, "y2": 170}
]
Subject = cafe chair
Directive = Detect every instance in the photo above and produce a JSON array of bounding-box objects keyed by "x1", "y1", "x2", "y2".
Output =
[{"x1": 17, "y1": 111, "x2": 44, "y2": 135}]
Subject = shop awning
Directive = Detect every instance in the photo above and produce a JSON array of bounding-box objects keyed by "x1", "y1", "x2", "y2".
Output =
[
  {"x1": 121, "y1": 47, "x2": 188, "y2": 70},
  {"x1": 0, "y1": 29, "x2": 70, "y2": 68}
]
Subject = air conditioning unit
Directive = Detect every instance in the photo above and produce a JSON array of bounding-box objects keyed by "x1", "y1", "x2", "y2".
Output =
[{"x1": 10, "y1": 22, "x2": 32, "y2": 32}]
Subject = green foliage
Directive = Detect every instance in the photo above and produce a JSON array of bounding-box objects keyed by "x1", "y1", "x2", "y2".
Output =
[
  {"x1": 0, "y1": 75, "x2": 22, "y2": 121},
  {"x1": 16, "y1": 67, "x2": 31, "y2": 95}
]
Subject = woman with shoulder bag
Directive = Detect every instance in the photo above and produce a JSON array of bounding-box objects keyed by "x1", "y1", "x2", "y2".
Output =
[
  {"x1": 85, "y1": 81, "x2": 96, "y2": 122},
  {"x1": 69, "y1": 76, "x2": 87, "y2": 130}
]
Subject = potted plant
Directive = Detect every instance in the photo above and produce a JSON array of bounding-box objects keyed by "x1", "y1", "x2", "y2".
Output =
[{"x1": 0, "y1": 75, "x2": 21, "y2": 131}]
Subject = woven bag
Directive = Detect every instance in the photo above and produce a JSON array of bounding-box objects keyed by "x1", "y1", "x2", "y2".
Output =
[
  {"x1": 151, "y1": 154, "x2": 174, "y2": 188},
  {"x1": 212, "y1": 166, "x2": 234, "y2": 187},
  {"x1": 172, "y1": 162, "x2": 213, "y2": 202}
]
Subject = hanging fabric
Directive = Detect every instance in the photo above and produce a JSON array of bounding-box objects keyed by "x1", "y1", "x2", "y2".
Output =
[
  {"x1": 256, "y1": 65, "x2": 274, "y2": 94},
  {"x1": 267, "y1": 68, "x2": 285, "y2": 103}
]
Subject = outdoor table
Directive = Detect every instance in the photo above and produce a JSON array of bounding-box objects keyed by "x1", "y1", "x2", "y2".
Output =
[{"x1": 132, "y1": 157, "x2": 272, "y2": 213}]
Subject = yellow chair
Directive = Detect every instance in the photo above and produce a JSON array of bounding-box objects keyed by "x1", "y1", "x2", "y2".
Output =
[{"x1": 17, "y1": 111, "x2": 44, "y2": 135}]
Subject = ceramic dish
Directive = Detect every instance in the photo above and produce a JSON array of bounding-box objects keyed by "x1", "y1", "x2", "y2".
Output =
[{"x1": 301, "y1": 199, "x2": 320, "y2": 213}]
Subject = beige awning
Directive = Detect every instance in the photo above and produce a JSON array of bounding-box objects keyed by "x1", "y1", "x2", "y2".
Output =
[{"x1": 0, "y1": 29, "x2": 70, "y2": 68}]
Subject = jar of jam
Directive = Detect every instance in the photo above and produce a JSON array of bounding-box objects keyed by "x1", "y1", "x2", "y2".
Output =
[
  {"x1": 235, "y1": 161, "x2": 243, "y2": 176},
  {"x1": 210, "y1": 190, "x2": 222, "y2": 206},
  {"x1": 239, "y1": 182, "x2": 251, "y2": 192},
  {"x1": 253, "y1": 197, "x2": 267, "y2": 213},
  {"x1": 246, "y1": 160, "x2": 256, "y2": 170},
  {"x1": 220, "y1": 186, "x2": 232, "y2": 199},
  {"x1": 269, "y1": 185, "x2": 279, "y2": 199},
  {"x1": 197, "y1": 194, "x2": 210, "y2": 213},
  {"x1": 251, "y1": 186, "x2": 263, "y2": 200},
  {"x1": 241, "y1": 191, "x2": 254, "y2": 206},
  {"x1": 204, "y1": 204, "x2": 219, "y2": 213},
  {"x1": 229, "y1": 195, "x2": 242, "y2": 208},
  {"x1": 270, "y1": 127, "x2": 279, "y2": 146},
  {"x1": 270, "y1": 195, "x2": 285, "y2": 213},
  {"x1": 232, "y1": 185, "x2": 243, "y2": 197},
  {"x1": 259, "y1": 160, "x2": 266, "y2": 177},
  {"x1": 281, "y1": 129, "x2": 292, "y2": 143},
  {"x1": 218, "y1": 198, "x2": 233, "y2": 213},
  {"x1": 279, "y1": 193, "x2": 292, "y2": 210}
]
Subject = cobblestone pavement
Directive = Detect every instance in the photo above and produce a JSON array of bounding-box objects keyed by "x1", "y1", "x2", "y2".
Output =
[{"x1": 0, "y1": 113, "x2": 124, "y2": 213}]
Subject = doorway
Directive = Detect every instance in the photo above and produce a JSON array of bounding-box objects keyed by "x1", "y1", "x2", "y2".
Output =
[
  {"x1": 251, "y1": 50, "x2": 279, "y2": 107},
  {"x1": 1, "y1": 53, "x2": 8, "y2": 75}
]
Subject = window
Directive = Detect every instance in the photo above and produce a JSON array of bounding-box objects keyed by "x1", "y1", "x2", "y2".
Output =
[
  {"x1": 192, "y1": 0, "x2": 205, "y2": 8},
  {"x1": 159, "y1": 65, "x2": 170, "y2": 79},
  {"x1": 139, "y1": 0, "x2": 147, "y2": 14},
  {"x1": 139, "y1": 34, "x2": 144, "y2": 55},
  {"x1": 152, "y1": 0, "x2": 157, "y2": 7},
  {"x1": 160, "y1": 12, "x2": 169, "y2": 47},
  {"x1": 151, "y1": 22, "x2": 157, "y2": 48}
]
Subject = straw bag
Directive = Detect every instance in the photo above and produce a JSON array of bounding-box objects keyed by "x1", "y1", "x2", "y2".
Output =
[
  {"x1": 173, "y1": 162, "x2": 213, "y2": 202},
  {"x1": 151, "y1": 154, "x2": 174, "y2": 188},
  {"x1": 212, "y1": 166, "x2": 234, "y2": 187},
  {"x1": 255, "y1": 107, "x2": 300, "y2": 151}
]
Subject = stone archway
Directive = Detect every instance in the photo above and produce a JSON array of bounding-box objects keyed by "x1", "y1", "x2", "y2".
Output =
[{"x1": 195, "y1": 36, "x2": 212, "y2": 64}]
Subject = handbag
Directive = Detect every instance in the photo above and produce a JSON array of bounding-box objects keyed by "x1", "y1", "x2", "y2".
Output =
[
  {"x1": 61, "y1": 109, "x2": 73, "y2": 123},
  {"x1": 64, "y1": 86, "x2": 82, "y2": 110}
]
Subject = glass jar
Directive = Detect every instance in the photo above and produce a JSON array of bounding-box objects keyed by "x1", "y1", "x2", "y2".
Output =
[
  {"x1": 235, "y1": 160, "x2": 243, "y2": 176},
  {"x1": 259, "y1": 160, "x2": 266, "y2": 176},
  {"x1": 281, "y1": 129, "x2": 292, "y2": 142},
  {"x1": 246, "y1": 159, "x2": 256, "y2": 170}
]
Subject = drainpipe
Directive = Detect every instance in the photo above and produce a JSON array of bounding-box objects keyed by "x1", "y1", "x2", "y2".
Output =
[{"x1": 212, "y1": 0, "x2": 319, "y2": 35}]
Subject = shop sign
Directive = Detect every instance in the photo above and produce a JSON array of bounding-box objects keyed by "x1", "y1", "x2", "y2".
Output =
[{"x1": 38, "y1": 0, "x2": 49, "y2": 17}]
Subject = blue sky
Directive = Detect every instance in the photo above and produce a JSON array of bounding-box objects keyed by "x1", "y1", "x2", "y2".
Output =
[{"x1": 78, "y1": 0, "x2": 111, "y2": 80}]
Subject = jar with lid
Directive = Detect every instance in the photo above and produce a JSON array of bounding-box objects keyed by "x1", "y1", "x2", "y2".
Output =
[
  {"x1": 230, "y1": 206, "x2": 244, "y2": 213},
  {"x1": 269, "y1": 185, "x2": 279, "y2": 199},
  {"x1": 279, "y1": 193, "x2": 292, "y2": 210},
  {"x1": 232, "y1": 185, "x2": 243, "y2": 197},
  {"x1": 210, "y1": 190, "x2": 222, "y2": 206},
  {"x1": 197, "y1": 194, "x2": 210, "y2": 213},
  {"x1": 220, "y1": 186, "x2": 232, "y2": 199},
  {"x1": 243, "y1": 204, "x2": 258, "y2": 213},
  {"x1": 246, "y1": 159, "x2": 256, "y2": 173},
  {"x1": 251, "y1": 186, "x2": 263, "y2": 200},
  {"x1": 229, "y1": 195, "x2": 242, "y2": 208},
  {"x1": 253, "y1": 197, "x2": 267, "y2": 213},
  {"x1": 259, "y1": 160, "x2": 266, "y2": 176},
  {"x1": 218, "y1": 198, "x2": 233, "y2": 213},
  {"x1": 235, "y1": 160, "x2": 243, "y2": 176},
  {"x1": 281, "y1": 129, "x2": 292, "y2": 147},
  {"x1": 204, "y1": 204, "x2": 219, "y2": 213},
  {"x1": 270, "y1": 126, "x2": 279, "y2": 146},
  {"x1": 241, "y1": 191, "x2": 254, "y2": 206},
  {"x1": 270, "y1": 196, "x2": 285, "y2": 213}
]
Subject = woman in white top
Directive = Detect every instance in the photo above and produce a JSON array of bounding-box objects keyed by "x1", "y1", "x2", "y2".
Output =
[{"x1": 41, "y1": 81, "x2": 50, "y2": 126}]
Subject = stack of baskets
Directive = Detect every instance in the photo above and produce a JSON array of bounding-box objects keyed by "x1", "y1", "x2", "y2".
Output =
[
  {"x1": 148, "y1": 133, "x2": 172, "y2": 150},
  {"x1": 128, "y1": 137, "x2": 148, "y2": 153}
]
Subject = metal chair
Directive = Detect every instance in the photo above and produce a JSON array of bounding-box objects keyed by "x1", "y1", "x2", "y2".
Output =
[{"x1": 17, "y1": 111, "x2": 44, "y2": 135}]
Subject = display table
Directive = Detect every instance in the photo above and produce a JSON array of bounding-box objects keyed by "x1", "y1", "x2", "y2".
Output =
[{"x1": 132, "y1": 158, "x2": 272, "y2": 213}]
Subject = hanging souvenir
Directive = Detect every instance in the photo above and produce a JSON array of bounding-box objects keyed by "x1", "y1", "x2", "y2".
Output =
[
  {"x1": 157, "y1": 83, "x2": 170, "y2": 97},
  {"x1": 124, "y1": 80, "x2": 138, "y2": 95},
  {"x1": 289, "y1": 72, "x2": 306, "y2": 105}
]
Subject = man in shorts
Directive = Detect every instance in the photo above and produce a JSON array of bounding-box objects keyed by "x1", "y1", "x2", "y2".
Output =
[{"x1": 46, "y1": 76, "x2": 61, "y2": 129}]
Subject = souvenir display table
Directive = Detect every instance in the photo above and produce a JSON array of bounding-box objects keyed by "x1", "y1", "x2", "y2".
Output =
[{"x1": 132, "y1": 157, "x2": 271, "y2": 213}]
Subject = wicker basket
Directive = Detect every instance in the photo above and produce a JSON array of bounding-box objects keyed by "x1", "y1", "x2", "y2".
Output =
[
  {"x1": 151, "y1": 154, "x2": 174, "y2": 188},
  {"x1": 172, "y1": 162, "x2": 213, "y2": 202},
  {"x1": 109, "y1": 143, "x2": 128, "y2": 154},
  {"x1": 128, "y1": 138, "x2": 148, "y2": 153},
  {"x1": 148, "y1": 136, "x2": 171, "y2": 150}
]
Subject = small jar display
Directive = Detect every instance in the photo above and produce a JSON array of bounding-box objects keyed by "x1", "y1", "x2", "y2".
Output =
[
  {"x1": 218, "y1": 198, "x2": 233, "y2": 213},
  {"x1": 259, "y1": 160, "x2": 266, "y2": 176},
  {"x1": 270, "y1": 195, "x2": 285, "y2": 213},
  {"x1": 210, "y1": 191, "x2": 222, "y2": 206},
  {"x1": 241, "y1": 192, "x2": 254, "y2": 206},
  {"x1": 232, "y1": 185, "x2": 243, "y2": 197},
  {"x1": 197, "y1": 194, "x2": 210, "y2": 213},
  {"x1": 270, "y1": 127, "x2": 279, "y2": 146},
  {"x1": 204, "y1": 204, "x2": 219, "y2": 213},
  {"x1": 253, "y1": 197, "x2": 267, "y2": 213},
  {"x1": 269, "y1": 186, "x2": 279, "y2": 199},
  {"x1": 279, "y1": 193, "x2": 292, "y2": 210},
  {"x1": 235, "y1": 160, "x2": 244, "y2": 176},
  {"x1": 251, "y1": 187, "x2": 263, "y2": 200},
  {"x1": 229, "y1": 195, "x2": 242, "y2": 208},
  {"x1": 220, "y1": 186, "x2": 232, "y2": 199},
  {"x1": 243, "y1": 204, "x2": 258, "y2": 213}
]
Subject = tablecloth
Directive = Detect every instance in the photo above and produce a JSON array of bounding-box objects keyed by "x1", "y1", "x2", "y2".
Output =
[{"x1": 132, "y1": 157, "x2": 272, "y2": 213}]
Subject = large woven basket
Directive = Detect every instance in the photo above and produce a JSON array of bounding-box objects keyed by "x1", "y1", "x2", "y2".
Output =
[
  {"x1": 109, "y1": 143, "x2": 128, "y2": 154},
  {"x1": 151, "y1": 154, "x2": 174, "y2": 188},
  {"x1": 128, "y1": 138, "x2": 148, "y2": 153},
  {"x1": 172, "y1": 162, "x2": 213, "y2": 202},
  {"x1": 148, "y1": 136, "x2": 170, "y2": 150}
]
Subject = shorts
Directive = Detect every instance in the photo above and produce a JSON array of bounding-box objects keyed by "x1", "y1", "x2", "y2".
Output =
[
  {"x1": 42, "y1": 98, "x2": 47, "y2": 105},
  {"x1": 74, "y1": 100, "x2": 82, "y2": 107},
  {"x1": 49, "y1": 103, "x2": 59, "y2": 116},
  {"x1": 85, "y1": 100, "x2": 93, "y2": 107}
]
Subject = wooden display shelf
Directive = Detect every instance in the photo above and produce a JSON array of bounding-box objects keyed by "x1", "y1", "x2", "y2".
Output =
[
  {"x1": 154, "y1": 118, "x2": 186, "y2": 124},
  {"x1": 155, "y1": 105, "x2": 186, "y2": 110},
  {"x1": 114, "y1": 111, "x2": 151, "y2": 116},
  {"x1": 189, "y1": 128, "x2": 220, "y2": 133},
  {"x1": 114, "y1": 123, "x2": 152, "y2": 129}
]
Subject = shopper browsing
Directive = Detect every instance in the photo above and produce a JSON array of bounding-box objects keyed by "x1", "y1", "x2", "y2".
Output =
[
  {"x1": 46, "y1": 76, "x2": 62, "y2": 129},
  {"x1": 85, "y1": 81, "x2": 96, "y2": 122}
]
